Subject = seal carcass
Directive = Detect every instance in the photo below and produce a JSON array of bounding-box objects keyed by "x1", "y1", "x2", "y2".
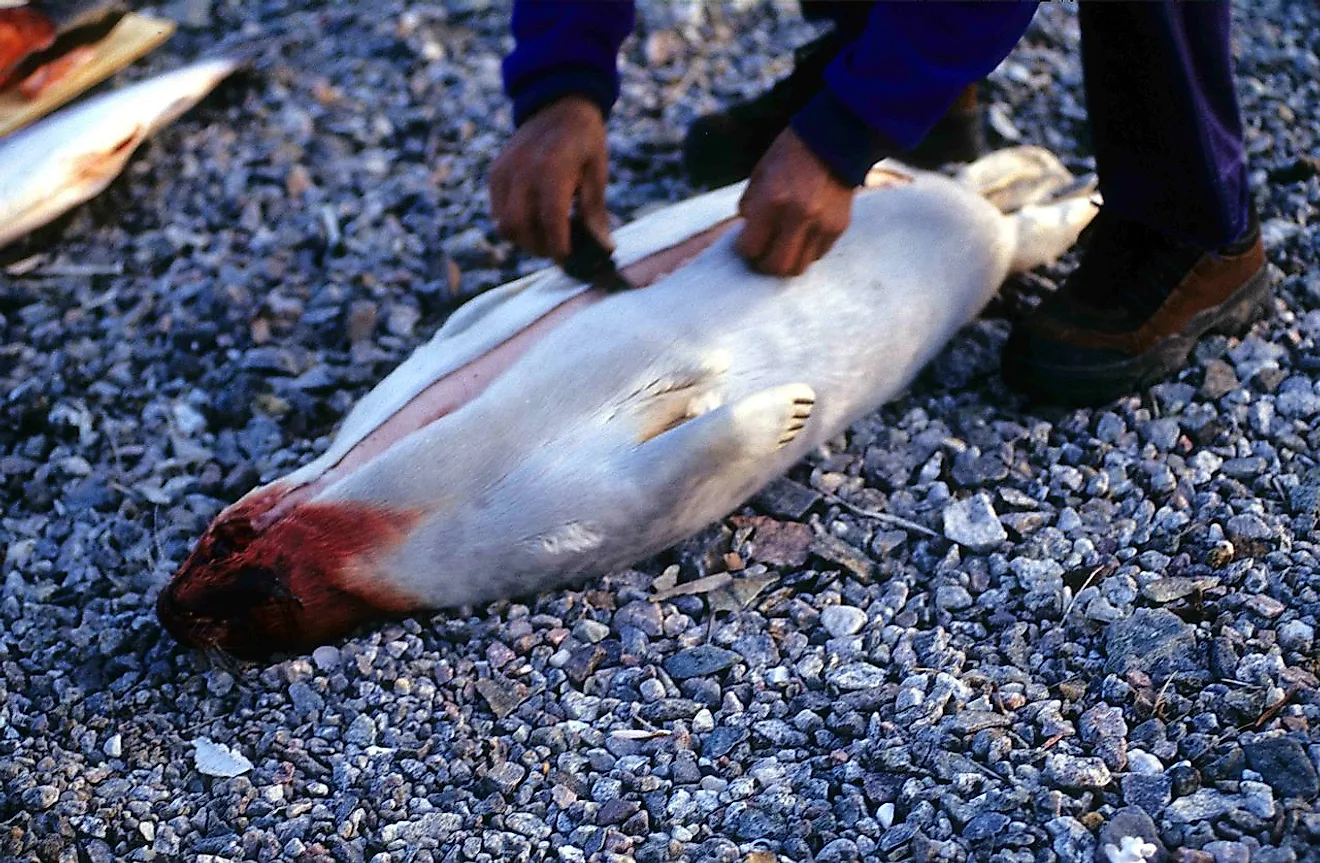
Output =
[
  {"x1": 0, "y1": 55, "x2": 238, "y2": 249},
  {"x1": 158, "y1": 145, "x2": 1098, "y2": 657}
]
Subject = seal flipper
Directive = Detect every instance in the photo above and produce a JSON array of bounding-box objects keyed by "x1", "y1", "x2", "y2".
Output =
[
  {"x1": 631, "y1": 383, "x2": 817, "y2": 490},
  {"x1": 954, "y1": 145, "x2": 1080, "y2": 214},
  {"x1": 1008, "y1": 194, "x2": 1099, "y2": 274}
]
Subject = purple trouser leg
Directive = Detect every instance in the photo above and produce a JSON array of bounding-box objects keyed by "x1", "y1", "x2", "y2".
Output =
[{"x1": 1079, "y1": 1, "x2": 1250, "y2": 248}]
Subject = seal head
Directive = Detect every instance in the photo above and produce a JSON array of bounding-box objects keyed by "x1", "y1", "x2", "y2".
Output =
[{"x1": 157, "y1": 488, "x2": 420, "y2": 658}]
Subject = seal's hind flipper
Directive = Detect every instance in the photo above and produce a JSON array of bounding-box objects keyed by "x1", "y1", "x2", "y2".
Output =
[
  {"x1": 954, "y1": 145, "x2": 1079, "y2": 214},
  {"x1": 1008, "y1": 195, "x2": 1100, "y2": 274}
]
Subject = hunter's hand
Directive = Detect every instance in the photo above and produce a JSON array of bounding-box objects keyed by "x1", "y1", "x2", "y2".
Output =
[
  {"x1": 489, "y1": 95, "x2": 611, "y2": 261},
  {"x1": 736, "y1": 127, "x2": 855, "y2": 277}
]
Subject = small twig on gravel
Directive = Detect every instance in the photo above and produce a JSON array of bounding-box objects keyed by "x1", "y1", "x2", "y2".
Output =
[
  {"x1": 3, "y1": 254, "x2": 44, "y2": 275},
  {"x1": 1060, "y1": 563, "x2": 1107, "y2": 621},
  {"x1": 1040, "y1": 732, "x2": 1067, "y2": 751},
  {"x1": 963, "y1": 755, "x2": 1008, "y2": 786},
  {"x1": 1152, "y1": 674, "x2": 1177, "y2": 720},
  {"x1": 21, "y1": 262, "x2": 125, "y2": 278},
  {"x1": 650, "y1": 572, "x2": 732, "y2": 601},
  {"x1": 1243, "y1": 685, "x2": 1301, "y2": 731},
  {"x1": 824, "y1": 492, "x2": 942, "y2": 539}
]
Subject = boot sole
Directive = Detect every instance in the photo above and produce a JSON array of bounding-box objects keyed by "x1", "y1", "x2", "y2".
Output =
[{"x1": 1004, "y1": 264, "x2": 1276, "y2": 407}]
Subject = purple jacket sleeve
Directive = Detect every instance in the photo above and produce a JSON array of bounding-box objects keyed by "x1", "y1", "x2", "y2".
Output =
[
  {"x1": 502, "y1": 0, "x2": 636, "y2": 127},
  {"x1": 791, "y1": 1, "x2": 1040, "y2": 186}
]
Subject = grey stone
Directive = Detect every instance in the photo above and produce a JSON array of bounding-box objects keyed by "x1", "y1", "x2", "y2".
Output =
[
  {"x1": 753, "y1": 719, "x2": 807, "y2": 748},
  {"x1": 574, "y1": 619, "x2": 610, "y2": 643},
  {"x1": 1240, "y1": 780, "x2": 1279, "y2": 819},
  {"x1": 943, "y1": 493, "x2": 1007, "y2": 551},
  {"x1": 1122, "y1": 773, "x2": 1173, "y2": 815},
  {"x1": 1199, "y1": 359, "x2": 1239, "y2": 399},
  {"x1": 1227, "y1": 513, "x2": 1274, "y2": 541},
  {"x1": 486, "y1": 761, "x2": 527, "y2": 795},
  {"x1": 1167, "y1": 762, "x2": 1201, "y2": 798},
  {"x1": 1243, "y1": 736, "x2": 1319, "y2": 800},
  {"x1": 1104, "y1": 608, "x2": 1199, "y2": 681},
  {"x1": 820, "y1": 604, "x2": 868, "y2": 638},
  {"x1": 664, "y1": 646, "x2": 742, "y2": 680},
  {"x1": 1202, "y1": 841, "x2": 1251, "y2": 863},
  {"x1": 1097, "y1": 807, "x2": 1165, "y2": 863},
  {"x1": 638, "y1": 698, "x2": 702, "y2": 722},
  {"x1": 1278, "y1": 619, "x2": 1315, "y2": 652},
  {"x1": 1142, "y1": 418, "x2": 1181, "y2": 451},
  {"x1": 1141, "y1": 576, "x2": 1218, "y2": 604},
  {"x1": 614, "y1": 600, "x2": 663, "y2": 637},
  {"x1": 703, "y1": 727, "x2": 748, "y2": 759},
  {"x1": 345, "y1": 714, "x2": 377, "y2": 746},
  {"x1": 951, "y1": 710, "x2": 1013, "y2": 735},
  {"x1": 1047, "y1": 816, "x2": 1097, "y2": 863},
  {"x1": 1166, "y1": 789, "x2": 1241, "y2": 821},
  {"x1": 964, "y1": 812, "x2": 1010, "y2": 842},
  {"x1": 879, "y1": 823, "x2": 918, "y2": 853},
  {"x1": 564, "y1": 644, "x2": 608, "y2": 685},
  {"x1": 725, "y1": 804, "x2": 785, "y2": 841},
  {"x1": 288, "y1": 681, "x2": 325, "y2": 717},
  {"x1": 935, "y1": 584, "x2": 974, "y2": 610},
  {"x1": 1080, "y1": 704, "x2": 1128, "y2": 770},
  {"x1": 826, "y1": 663, "x2": 887, "y2": 691},
  {"x1": 311, "y1": 645, "x2": 342, "y2": 670},
  {"x1": 753, "y1": 477, "x2": 821, "y2": 520},
  {"x1": 1045, "y1": 754, "x2": 1112, "y2": 790},
  {"x1": 597, "y1": 799, "x2": 639, "y2": 826},
  {"x1": 816, "y1": 837, "x2": 861, "y2": 863},
  {"x1": 21, "y1": 785, "x2": 59, "y2": 810},
  {"x1": 1096, "y1": 412, "x2": 1127, "y2": 443},
  {"x1": 1287, "y1": 466, "x2": 1320, "y2": 515},
  {"x1": 1221, "y1": 457, "x2": 1267, "y2": 481},
  {"x1": 475, "y1": 677, "x2": 530, "y2": 719}
]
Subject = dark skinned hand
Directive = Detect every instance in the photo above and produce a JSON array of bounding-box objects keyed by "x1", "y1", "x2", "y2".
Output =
[
  {"x1": 489, "y1": 95, "x2": 612, "y2": 262},
  {"x1": 736, "y1": 127, "x2": 855, "y2": 277}
]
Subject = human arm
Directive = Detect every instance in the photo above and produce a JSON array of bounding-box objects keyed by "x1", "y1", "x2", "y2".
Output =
[
  {"x1": 491, "y1": 1, "x2": 635, "y2": 260},
  {"x1": 738, "y1": 1, "x2": 1040, "y2": 276}
]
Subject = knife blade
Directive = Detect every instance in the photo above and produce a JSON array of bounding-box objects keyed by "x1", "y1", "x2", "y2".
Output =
[{"x1": 560, "y1": 209, "x2": 634, "y2": 293}]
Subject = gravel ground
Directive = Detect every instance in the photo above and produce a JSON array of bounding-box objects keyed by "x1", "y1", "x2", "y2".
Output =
[{"x1": 2, "y1": 1, "x2": 1319, "y2": 861}]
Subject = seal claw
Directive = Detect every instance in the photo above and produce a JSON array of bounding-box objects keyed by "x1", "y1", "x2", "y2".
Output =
[{"x1": 762, "y1": 383, "x2": 815, "y2": 450}]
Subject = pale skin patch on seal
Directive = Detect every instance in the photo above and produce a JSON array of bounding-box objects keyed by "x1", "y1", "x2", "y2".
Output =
[{"x1": 522, "y1": 521, "x2": 602, "y2": 556}]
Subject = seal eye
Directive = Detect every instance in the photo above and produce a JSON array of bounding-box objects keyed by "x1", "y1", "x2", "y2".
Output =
[
  {"x1": 206, "y1": 519, "x2": 256, "y2": 562},
  {"x1": 209, "y1": 534, "x2": 233, "y2": 559},
  {"x1": 189, "y1": 565, "x2": 293, "y2": 620}
]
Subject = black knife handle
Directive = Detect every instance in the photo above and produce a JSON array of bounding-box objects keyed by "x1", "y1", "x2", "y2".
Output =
[{"x1": 562, "y1": 211, "x2": 618, "y2": 284}]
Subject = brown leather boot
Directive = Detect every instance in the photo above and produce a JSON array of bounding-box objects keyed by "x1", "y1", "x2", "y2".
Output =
[{"x1": 1001, "y1": 208, "x2": 1272, "y2": 407}]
